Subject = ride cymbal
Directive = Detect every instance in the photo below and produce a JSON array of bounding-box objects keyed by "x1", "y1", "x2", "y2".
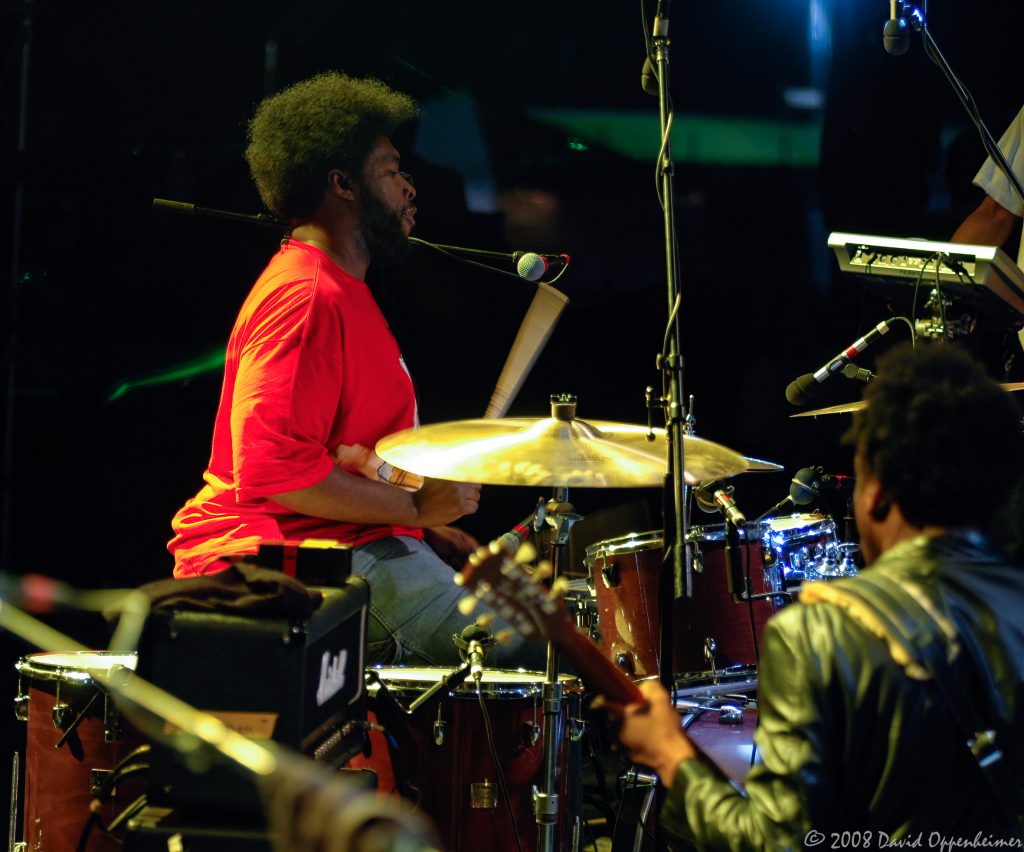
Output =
[{"x1": 377, "y1": 415, "x2": 781, "y2": 488}]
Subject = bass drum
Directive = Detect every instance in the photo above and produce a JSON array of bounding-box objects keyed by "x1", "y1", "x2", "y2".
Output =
[
  {"x1": 682, "y1": 700, "x2": 760, "y2": 785},
  {"x1": 15, "y1": 651, "x2": 145, "y2": 852},
  {"x1": 349, "y1": 667, "x2": 582, "y2": 852}
]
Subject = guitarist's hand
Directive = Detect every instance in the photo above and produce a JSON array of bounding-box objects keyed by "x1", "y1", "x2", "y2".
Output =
[{"x1": 613, "y1": 679, "x2": 697, "y2": 787}]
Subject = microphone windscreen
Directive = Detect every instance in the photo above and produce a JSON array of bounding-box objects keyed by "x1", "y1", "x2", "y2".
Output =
[
  {"x1": 641, "y1": 56, "x2": 659, "y2": 96},
  {"x1": 785, "y1": 374, "x2": 818, "y2": 406},
  {"x1": 460, "y1": 623, "x2": 492, "y2": 643},
  {"x1": 883, "y1": 18, "x2": 910, "y2": 55},
  {"x1": 516, "y1": 253, "x2": 548, "y2": 282},
  {"x1": 789, "y1": 467, "x2": 821, "y2": 506}
]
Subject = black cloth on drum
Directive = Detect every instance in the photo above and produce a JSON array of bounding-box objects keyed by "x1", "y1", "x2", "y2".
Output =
[
  {"x1": 659, "y1": 530, "x2": 1024, "y2": 848},
  {"x1": 122, "y1": 564, "x2": 323, "y2": 619}
]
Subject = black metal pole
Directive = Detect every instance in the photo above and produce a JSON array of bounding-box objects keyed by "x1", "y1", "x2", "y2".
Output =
[{"x1": 649, "y1": 2, "x2": 688, "y2": 694}]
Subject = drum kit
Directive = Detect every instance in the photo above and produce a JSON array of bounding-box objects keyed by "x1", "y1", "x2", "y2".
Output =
[
  {"x1": 9, "y1": 396, "x2": 862, "y2": 852},
  {"x1": 368, "y1": 393, "x2": 861, "y2": 849}
]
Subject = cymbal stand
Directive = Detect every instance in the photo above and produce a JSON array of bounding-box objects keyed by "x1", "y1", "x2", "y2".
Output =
[{"x1": 535, "y1": 480, "x2": 581, "y2": 852}]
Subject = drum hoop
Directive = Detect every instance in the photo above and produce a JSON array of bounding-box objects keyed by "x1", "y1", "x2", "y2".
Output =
[
  {"x1": 584, "y1": 530, "x2": 663, "y2": 567},
  {"x1": 764, "y1": 513, "x2": 835, "y2": 540},
  {"x1": 685, "y1": 522, "x2": 767, "y2": 544},
  {"x1": 15, "y1": 652, "x2": 137, "y2": 686},
  {"x1": 367, "y1": 667, "x2": 580, "y2": 699}
]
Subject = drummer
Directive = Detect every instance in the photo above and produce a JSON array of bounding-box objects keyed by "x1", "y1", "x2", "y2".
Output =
[{"x1": 167, "y1": 72, "x2": 537, "y2": 668}]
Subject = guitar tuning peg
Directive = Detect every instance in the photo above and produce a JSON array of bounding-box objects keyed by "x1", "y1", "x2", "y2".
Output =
[
  {"x1": 475, "y1": 612, "x2": 496, "y2": 629},
  {"x1": 531, "y1": 560, "x2": 553, "y2": 582},
  {"x1": 514, "y1": 541, "x2": 537, "y2": 564},
  {"x1": 457, "y1": 596, "x2": 478, "y2": 616},
  {"x1": 549, "y1": 576, "x2": 571, "y2": 600},
  {"x1": 494, "y1": 629, "x2": 516, "y2": 647}
]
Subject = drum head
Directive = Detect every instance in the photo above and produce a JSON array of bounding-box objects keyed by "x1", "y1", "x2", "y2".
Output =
[
  {"x1": 368, "y1": 666, "x2": 579, "y2": 699},
  {"x1": 16, "y1": 651, "x2": 137, "y2": 685}
]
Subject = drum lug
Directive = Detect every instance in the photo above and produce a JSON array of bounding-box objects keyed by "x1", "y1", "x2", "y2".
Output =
[
  {"x1": 691, "y1": 542, "x2": 704, "y2": 574},
  {"x1": 524, "y1": 693, "x2": 541, "y2": 746},
  {"x1": 13, "y1": 695, "x2": 28, "y2": 722},
  {"x1": 90, "y1": 768, "x2": 113, "y2": 796},
  {"x1": 600, "y1": 562, "x2": 619, "y2": 588},
  {"x1": 433, "y1": 704, "x2": 446, "y2": 746},
  {"x1": 51, "y1": 681, "x2": 67, "y2": 729},
  {"x1": 103, "y1": 694, "x2": 122, "y2": 743},
  {"x1": 568, "y1": 716, "x2": 586, "y2": 742},
  {"x1": 51, "y1": 701, "x2": 70, "y2": 730}
]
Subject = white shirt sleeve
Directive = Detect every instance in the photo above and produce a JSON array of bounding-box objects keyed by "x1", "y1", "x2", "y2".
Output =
[{"x1": 974, "y1": 103, "x2": 1024, "y2": 218}]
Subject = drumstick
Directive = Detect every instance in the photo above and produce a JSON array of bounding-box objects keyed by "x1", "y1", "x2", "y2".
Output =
[
  {"x1": 371, "y1": 283, "x2": 569, "y2": 487},
  {"x1": 484, "y1": 283, "x2": 569, "y2": 419}
]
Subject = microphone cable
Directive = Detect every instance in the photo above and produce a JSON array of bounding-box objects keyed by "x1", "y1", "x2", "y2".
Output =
[{"x1": 476, "y1": 688, "x2": 524, "y2": 852}]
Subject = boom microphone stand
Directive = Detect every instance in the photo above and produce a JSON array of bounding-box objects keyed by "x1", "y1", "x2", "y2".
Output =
[{"x1": 644, "y1": 0, "x2": 688, "y2": 692}]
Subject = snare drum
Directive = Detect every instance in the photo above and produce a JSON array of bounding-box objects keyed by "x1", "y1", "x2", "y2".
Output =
[
  {"x1": 15, "y1": 652, "x2": 144, "y2": 852},
  {"x1": 350, "y1": 667, "x2": 582, "y2": 852},
  {"x1": 585, "y1": 528, "x2": 784, "y2": 678}
]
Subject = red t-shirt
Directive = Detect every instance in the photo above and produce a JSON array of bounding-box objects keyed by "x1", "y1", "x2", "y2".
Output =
[{"x1": 168, "y1": 240, "x2": 423, "y2": 577}]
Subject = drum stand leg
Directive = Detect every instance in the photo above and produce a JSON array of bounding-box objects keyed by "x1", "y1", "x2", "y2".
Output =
[
  {"x1": 8, "y1": 751, "x2": 21, "y2": 852},
  {"x1": 536, "y1": 487, "x2": 581, "y2": 852}
]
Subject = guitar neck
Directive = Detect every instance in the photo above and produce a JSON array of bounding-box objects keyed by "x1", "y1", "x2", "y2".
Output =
[{"x1": 555, "y1": 624, "x2": 644, "y2": 705}]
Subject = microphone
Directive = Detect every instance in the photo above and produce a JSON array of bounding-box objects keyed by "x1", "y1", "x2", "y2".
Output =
[
  {"x1": 695, "y1": 481, "x2": 746, "y2": 527},
  {"x1": 790, "y1": 466, "x2": 853, "y2": 505},
  {"x1": 496, "y1": 500, "x2": 547, "y2": 553},
  {"x1": 513, "y1": 251, "x2": 570, "y2": 282},
  {"x1": 785, "y1": 319, "x2": 893, "y2": 405},
  {"x1": 842, "y1": 362, "x2": 876, "y2": 384},
  {"x1": 456, "y1": 623, "x2": 495, "y2": 683},
  {"x1": 883, "y1": 0, "x2": 910, "y2": 56}
]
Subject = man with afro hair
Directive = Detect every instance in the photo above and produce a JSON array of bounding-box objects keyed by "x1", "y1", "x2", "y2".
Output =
[{"x1": 169, "y1": 72, "x2": 526, "y2": 666}]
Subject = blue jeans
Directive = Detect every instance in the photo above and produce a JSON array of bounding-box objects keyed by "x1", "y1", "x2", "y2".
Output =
[{"x1": 352, "y1": 536, "x2": 546, "y2": 670}]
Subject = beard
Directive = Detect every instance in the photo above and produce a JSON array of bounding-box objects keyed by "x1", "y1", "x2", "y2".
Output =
[{"x1": 358, "y1": 184, "x2": 412, "y2": 269}]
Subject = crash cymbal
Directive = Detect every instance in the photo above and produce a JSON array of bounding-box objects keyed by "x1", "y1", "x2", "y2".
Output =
[
  {"x1": 377, "y1": 416, "x2": 781, "y2": 488},
  {"x1": 792, "y1": 381, "x2": 1024, "y2": 418}
]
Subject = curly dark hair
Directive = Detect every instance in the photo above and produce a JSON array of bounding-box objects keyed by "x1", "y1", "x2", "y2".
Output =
[
  {"x1": 244, "y1": 72, "x2": 419, "y2": 220},
  {"x1": 844, "y1": 341, "x2": 1023, "y2": 528}
]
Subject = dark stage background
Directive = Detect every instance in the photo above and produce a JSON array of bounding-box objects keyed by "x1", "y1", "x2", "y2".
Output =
[{"x1": 0, "y1": 0, "x2": 1022, "y2": 762}]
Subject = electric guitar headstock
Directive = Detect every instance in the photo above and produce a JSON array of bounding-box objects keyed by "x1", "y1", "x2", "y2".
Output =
[{"x1": 456, "y1": 539, "x2": 643, "y2": 706}]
